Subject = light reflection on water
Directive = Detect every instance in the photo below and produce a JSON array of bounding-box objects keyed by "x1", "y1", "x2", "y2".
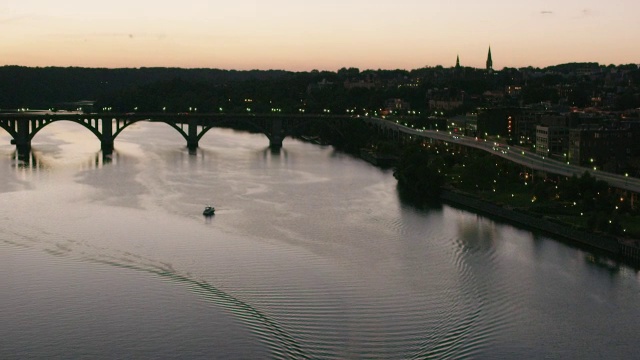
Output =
[{"x1": 1, "y1": 122, "x2": 640, "y2": 359}]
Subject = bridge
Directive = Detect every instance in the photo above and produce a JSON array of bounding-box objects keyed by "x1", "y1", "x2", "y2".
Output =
[
  {"x1": 0, "y1": 112, "x2": 352, "y2": 154},
  {"x1": 2, "y1": 111, "x2": 639, "y2": 194}
]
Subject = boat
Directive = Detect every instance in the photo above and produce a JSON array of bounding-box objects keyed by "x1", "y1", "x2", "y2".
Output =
[{"x1": 203, "y1": 206, "x2": 215, "y2": 216}]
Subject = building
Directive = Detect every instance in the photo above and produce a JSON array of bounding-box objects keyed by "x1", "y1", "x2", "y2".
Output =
[
  {"x1": 505, "y1": 85, "x2": 522, "y2": 97},
  {"x1": 383, "y1": 98, "x2": 411, "y2": 114},
  {"x1": 515, "y1": 108, "x2": 568, "y2": 146},
  {"x1": 428, "y1": 88, "x2": 464, "y2": 111},
  {"x1": 486, "y1": 46, "x2": 493, "y2": 73},
  {"x1": 429, "y1": 98, "x2": 463, "y2": 111},
  {"x1": 448, "y1": 113, "x2": 478, "y2": 136},
  {"x1": 535, "y1": 125, "x2": 569, "y2": 159},
  {"x1": 344, "y1": 79, "x2": 376, "y2": 90},
  {"x1": 514, "y1": 108, "x2": 542, "y2": 145},
  {"x1": 477, "y1": 107, "x2": 520, "y2": 138},
  {"x1": 306, "y1": 78, "x2": 334, "y2": 94},
  {"x1": 568, "y1": 127, "x2": 636, "y2": 172}
]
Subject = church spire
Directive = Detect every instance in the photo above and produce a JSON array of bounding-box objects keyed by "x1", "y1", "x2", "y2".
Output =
[
  {"x1": 456, "y1": 54, "x2": 460, "y2": 69},
  {"x1": 486, "y1": 46, "x2": 493, "y2": 73}
]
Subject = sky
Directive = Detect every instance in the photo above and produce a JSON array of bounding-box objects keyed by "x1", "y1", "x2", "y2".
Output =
[{"x1": 1, "y1": 0, "x2": 639, "y2": 71}]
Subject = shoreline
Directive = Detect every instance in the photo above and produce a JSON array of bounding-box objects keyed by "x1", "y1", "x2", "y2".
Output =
[
  {"x1": 349, "y1": 141, "x2": 640, "y2": 262},
  {"x1": 438, "y1": 190, "x2": 640, "y2": 261}
]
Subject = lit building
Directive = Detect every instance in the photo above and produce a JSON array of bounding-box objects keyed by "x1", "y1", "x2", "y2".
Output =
[
  {"x1": 505, "y1": 85, "x2": 522, "y2": 97},
  {"x1": 384, "y1": 98, "x2": 411, "y2": 114},
  {"x1": 477, "y1": 107, "x2": 521, "y2": 138},
  {"x1": 448, "y1": 113, "x2": 478, "y2": 136},
  {"x1": 536, "y1": 125, "x2": 569, "y2": 159}
]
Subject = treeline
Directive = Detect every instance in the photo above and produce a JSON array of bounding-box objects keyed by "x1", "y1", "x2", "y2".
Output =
[
  {"x1": 0, "y1": 65, "x2": 431, "y2": 112},
  {"x1": 93, "y1": 67, "x2": 439, "y2": 115},
  {"x1": 94, "y1": 77, "x2": 430, "y2": 115},
  {"x1": 0, "y1": 66, "x2": 292, "y2": 108},
  {"x1": 3, "y1": 62, "x2": 639, "y2": 112}
]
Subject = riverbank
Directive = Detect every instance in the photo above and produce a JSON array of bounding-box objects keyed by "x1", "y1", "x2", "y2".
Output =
[
  {"x1": 439, "y1": 190, "x2": 640, "y2": 261},
  {"x1": 359, "y1": 149, "x2": 398, "y2": 167}
]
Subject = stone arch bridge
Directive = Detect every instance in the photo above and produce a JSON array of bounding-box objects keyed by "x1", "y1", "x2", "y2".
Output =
[{"x1": 0, "y1": 112, "x2": 355, "y2": 154}]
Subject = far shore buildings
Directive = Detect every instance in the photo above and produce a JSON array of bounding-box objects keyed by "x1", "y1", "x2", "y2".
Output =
[
  {"x1": 441, "y1": 48, "x2": 640, "y2": 177},
  {"x1": 429, "y1": 47, "x2": 494, "y2": 111},
  {"x1": 474, "y1": 103, "x2": 640, "y2": 176}
]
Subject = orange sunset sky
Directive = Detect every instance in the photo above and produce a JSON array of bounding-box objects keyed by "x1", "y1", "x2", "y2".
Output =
[{"x1": 1, "y1": 0, "x2": 639, "y2": 71}]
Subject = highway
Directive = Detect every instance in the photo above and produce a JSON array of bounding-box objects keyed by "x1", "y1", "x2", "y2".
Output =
[{"x1": 366, "y1": 117, "x2": 640, "y2": 193}]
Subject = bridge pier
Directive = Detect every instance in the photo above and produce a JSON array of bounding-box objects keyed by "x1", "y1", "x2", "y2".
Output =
[
  {"x1": 187, "y1": 118, "x2": 199, "y2": 151},
  {"x1": 269, "y1": 138, "x2": 283, "y2": 150},
  {"x1": 14, "y1": 119, "x2": 31, "y2": 154},
  {"x1": 269, "y1": 118, "x2": 283, "y2": 150},
  {"x1": 101, "y1": 118, "x2": 114, "y2": 154},
  {"x1": 101, "y1": 140, "x2": 114, "y2": 154}
]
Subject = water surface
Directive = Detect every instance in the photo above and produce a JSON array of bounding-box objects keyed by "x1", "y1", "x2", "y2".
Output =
[{"x1": 1, "y1": 122, "x2": 639, "y2": 359}]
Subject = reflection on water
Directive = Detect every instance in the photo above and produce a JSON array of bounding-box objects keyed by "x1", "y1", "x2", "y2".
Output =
[
  {"x1": 13, "y1": 149, "x2": 114, "y2": 171},
  {"x1": 585, "y1": 254, "x2": 621, "y2": 274},
  {"x1": 12, "y1": 150, "x2": 42, "y2": 170},
  {"x1": 394, "y1": 183, "x2": 444, "y2": 213},
  {"x1": 260, "y1": 146, "x2": 289, "y2": 163},
  {"x1": 455, "y1": 215, "x2": 497, "y2": 254}
]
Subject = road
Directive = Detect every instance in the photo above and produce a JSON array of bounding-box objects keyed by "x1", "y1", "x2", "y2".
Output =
[{"x1": 366, "y1": 117, "x2": 640, "y2": 193}]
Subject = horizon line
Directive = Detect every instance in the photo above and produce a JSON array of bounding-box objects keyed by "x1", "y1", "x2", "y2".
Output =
[{"x1": 1, "y1": 61, "x2": 639, "y2": 73}]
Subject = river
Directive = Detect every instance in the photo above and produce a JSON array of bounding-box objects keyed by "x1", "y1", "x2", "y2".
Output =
[{"x1": 1, "y1": 121, "x2": 639, "y2": 359}]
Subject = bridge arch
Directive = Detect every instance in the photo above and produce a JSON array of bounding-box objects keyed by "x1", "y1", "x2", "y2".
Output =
[
  {"x1": 199, "y1": 116, "x2": 273, "y2": 144},
  {"x1": 29, "y1": 117, "x2": 102, "y2": 142},
  {"x1": 0, "y1": 119, "x2": 18, "y2": 138},
  {"x1": 111, "y1": 118, "x2": 189, "y2": 143},
  {"x1": 282, "y1": 116, "x2": 347, "y2": 140}
]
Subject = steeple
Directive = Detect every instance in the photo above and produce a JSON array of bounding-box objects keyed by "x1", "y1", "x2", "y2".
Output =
[
  {"x1": 456, "y1": 54, "x2": 460, "y2": 69},
  {"x1": 486, "y1": 46, "x2": 493, "y2": 73}
]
